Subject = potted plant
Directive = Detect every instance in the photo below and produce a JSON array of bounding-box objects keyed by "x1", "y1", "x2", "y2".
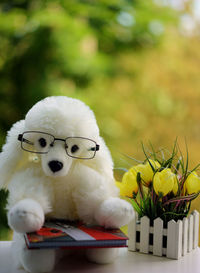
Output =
[{"x1": 116, "y1": 141, "x2": 200, "y2": 259}]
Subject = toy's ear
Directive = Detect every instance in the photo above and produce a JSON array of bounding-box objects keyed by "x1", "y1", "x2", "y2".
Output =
[
  {"x1": 0, "y1": 120, "x2": 25, "y2": 189},
  {"x1": 84, "y1": 136, "x2": 114, "y2": 181}
]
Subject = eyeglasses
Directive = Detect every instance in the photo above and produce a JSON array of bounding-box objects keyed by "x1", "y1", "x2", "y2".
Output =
[{"x1": 18, "y1": 131, "x2": 100, "y2": 160}]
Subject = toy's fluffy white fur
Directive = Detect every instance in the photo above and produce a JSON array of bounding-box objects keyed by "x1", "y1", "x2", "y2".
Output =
[{"x1": 0, "y1": 96, "x2": 134, "y2": 273}]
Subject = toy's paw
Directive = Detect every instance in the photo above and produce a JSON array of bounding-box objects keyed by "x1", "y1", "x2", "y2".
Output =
[
  {"x1": 21, "y1": 248, "x2": 56, "y2": 273},
  {"x1": 86, "y1": 248, "x2": 119, "y2": 264},
  {"x1": 8, "y1": 199, "x2": 44, "y2": 233},
  {"x1": 95, "y1": 197, "x2": 134, "y2": 229}
]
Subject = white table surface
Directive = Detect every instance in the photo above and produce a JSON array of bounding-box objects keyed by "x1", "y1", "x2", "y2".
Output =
[{"x1": 0, "y1": 241, "x2": 200, "y2": 273}]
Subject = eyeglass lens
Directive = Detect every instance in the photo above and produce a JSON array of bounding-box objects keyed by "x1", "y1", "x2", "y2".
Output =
[
  {"x1": 65, "y1": 137, "x2": 96, "y2": 159},
  {"x1": 21, "y1": 132, "x2": 54, "y2": 153}
]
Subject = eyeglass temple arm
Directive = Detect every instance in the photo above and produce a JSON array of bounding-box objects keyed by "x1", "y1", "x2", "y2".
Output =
[
  {"x1": 18, "y1": 134, "x2": 34, "y2": 145},
  {"x1": 90, "y1": 144, "x2": 100, "y2": 151},
  {"x1": 18, "y1": 134, "x2": 23, "y2": 141}
]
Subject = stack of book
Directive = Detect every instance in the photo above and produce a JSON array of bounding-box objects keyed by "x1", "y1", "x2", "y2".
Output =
[{"x1": 24, "y1": 220, "x2": 128, "y2": 249}]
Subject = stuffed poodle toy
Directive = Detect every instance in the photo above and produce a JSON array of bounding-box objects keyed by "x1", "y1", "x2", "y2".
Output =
[{"x1": 0, "y1": 96, "x2": 134, "y2": 273}]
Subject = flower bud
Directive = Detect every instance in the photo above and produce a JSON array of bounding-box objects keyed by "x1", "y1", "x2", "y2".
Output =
[
  {"x1": 153, "y1": 168, "x2": 176, "y2": 196},
  {"x1": 185, "y1": 171, "x2": 200, "y2": 194},
  {"x1": 116, "y1": 168, "x2": 138, "y2": 198},
  {"x1": 133, "y1": 160, "x2": 160, "y2": 186}
]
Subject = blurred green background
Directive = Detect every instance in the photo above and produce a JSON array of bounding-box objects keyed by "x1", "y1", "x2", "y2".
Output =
[{"x1": 1, "y1": 0, "x2": 200, "y2": 240}]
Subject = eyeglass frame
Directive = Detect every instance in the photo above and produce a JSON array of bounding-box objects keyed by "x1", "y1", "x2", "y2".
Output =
[{"x1": 18, "y1": 131, "x2": 100, "y2": 160}]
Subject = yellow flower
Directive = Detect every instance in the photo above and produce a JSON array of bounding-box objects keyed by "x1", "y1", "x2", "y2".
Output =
[
  {"x1": 132, "y1": 160, "x2": 160, "y2": 186},
  {"x1": 148, "y1": 159, "x2": 161, "y2": 170},
  {"x1": 185, "y1": 171, "x2": 200, "y2": 194},
  {"x1": 116, "y1": 169, "x2": 138, "y2": 198},
  {"x1": 153, "y1": 168, "x2": 177, "y2": 196}
]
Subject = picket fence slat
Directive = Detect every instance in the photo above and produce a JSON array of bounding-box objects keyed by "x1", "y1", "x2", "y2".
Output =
[
  {"x1": 193, "y1": 210, "x2": 199, "y2": 249},
  {"x1": 140, "y1": 216, "x2": 150, "y2": 253},
  {"x1": 166, "y1": 220, "x2": 183, "y2": 259},
  {"x1": 166, "y1": 220, "x2": 176, "y2": 259},
  {"x1": 128, "y1": 211, "x2": 199, "y2": 259},
  {"x1": 182, "y1": 217, "x2": 188, "y2": 256},
  {"x1": 188, "y1": 214, "x2": 194, "y2": 252},
  {"x1": 177, "y1": 220, "x2": 183, "y2": 259},
  {"x1": 153, "y1": 217, "x2": 163, "y2": 256},
  {"x1": 128, "y1": 214, "x2": 136, "y2": 251}
]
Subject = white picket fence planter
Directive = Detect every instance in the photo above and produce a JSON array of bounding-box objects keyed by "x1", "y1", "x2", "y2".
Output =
[{"x1": 128, "y1": 210, "x2": 199, "y2": 259}]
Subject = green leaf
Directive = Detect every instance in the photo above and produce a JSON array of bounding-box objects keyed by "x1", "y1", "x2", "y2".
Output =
[
  {"x1": 114, "y1": 167, "x2": 128, "y2": 172},
  {"x1": 141, "y1": 142, "x2": 155, "y2": 172},
  {"x1": 128, "y1": 198, "x2": 142, "y2": 217},
  {"x1": 174, "y1": 156, "x2": 182, "y2": 174}
]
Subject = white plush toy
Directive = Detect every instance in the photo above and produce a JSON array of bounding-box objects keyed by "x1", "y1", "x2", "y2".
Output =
[{"x1": 0, "y1": 96, "x2": 134, "y2": 273}]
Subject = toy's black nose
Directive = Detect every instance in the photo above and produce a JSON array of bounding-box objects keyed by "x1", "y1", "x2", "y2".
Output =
[{"x1": 48, "y1": 160, "x2": 63, "y2": 173}]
